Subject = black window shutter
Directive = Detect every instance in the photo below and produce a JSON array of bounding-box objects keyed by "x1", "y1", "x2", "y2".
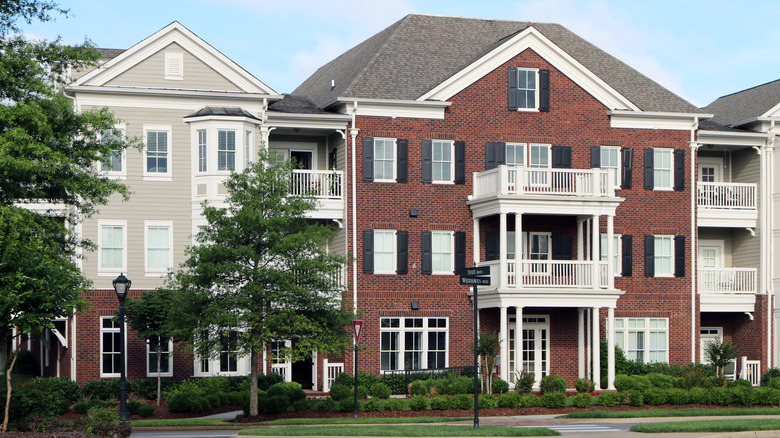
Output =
[
  {"x1": 643, "y1": 149, "x2": 654, "y2": 190},
  {"x1": 455, "y1": 231, "x2": 466, "y2": 274},
  {"x1": 552, "y1": 234, "x2": 573, "y2": 260},
  {"x1": 508, "y1": 67, "x2": 518, "y2": 110},
  {"x1": 644, "y1": 235, "x2": 655, "y2": 277},
  {"x1": 674, "y1": 235, "x2": 685, "y2": 277},
  {"x1": 552, "y1": 145, "x2": 572, "y2": 169},
  {"x1": 539, "y1": 69, "x2": 550, "y2": 112},
  {"x1": 397, "y1": 231, "x2": 408, "y2": 274},
  {"x1": 485, "y1": 232, "x2": 499, "y2": 261},
  {"x1": 454, "y1": 141, "x2": 466, "y2": 184},
  {"x1": 485, "y1": 142, "x2": 507, "y2": 170},
  {"x1": 421, "y1": 140, "x2": 432, "y2": 183},
  {"x1": 590, "y1": 146, "x2": 601, "y2": 168},
  {"x1": 621, "y1": 148, "x2": 633, "y2": 189},
  {"x1": 363, "y1": 230, "x2": 374, "y2": 274},
  {"x1": 674, "y1": 149, "x2": 685, "y2": 191},
  {"x1": 421, "y1": 231, "x2": 432, "y2": 275},
  {"x1": 397, "y1": 139, "x2": 408, "y2": 182},
  {"x1": 363, "y1": 138, "x2": 374, "y2": 181},
  {"x1": 621, "y1": 235, "x2": 633, "y2": 277}
]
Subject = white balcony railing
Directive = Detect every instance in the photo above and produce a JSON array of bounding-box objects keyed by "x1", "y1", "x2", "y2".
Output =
[
  {"x1": 697, "y1": 182, "x2": 756, "y2": 210},
  {"x1": 473, "y1": 166, "x2": 616, "y2": 199},
  {"x1": 483, "y1": 259, "x2": 610, "y2": 289},
  {"x1": 290, "y1": 170, "x2": 343, "y2": 199},
  {"x1": 698, "y1": 268, "x2": 757, "y2": 294}
]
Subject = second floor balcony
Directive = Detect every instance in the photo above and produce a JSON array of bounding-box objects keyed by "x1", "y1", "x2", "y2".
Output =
[
  {"x1": 290, "y1": 169, "x2": 344, "y2": 220},
  {"x1": 697, "y1": 182, "x2": 757, "y2": 227},
  {"x1": 472, "y1": 166, "x2": 616, "y2": 200},
  {"x1": 698, "y1": 267, "x2": 758, "y2": 313},
  {"x1": 478, "y1": 259, "x2": 611, "y2": 290}
]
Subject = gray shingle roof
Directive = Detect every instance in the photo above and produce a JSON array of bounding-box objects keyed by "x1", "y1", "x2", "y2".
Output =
[
  {"x1": 97, "y1": 48, "x2": 125, "y2": 59},
  {"x1": 702, "y1": 79, "x2": 780, "y2": 127},
  {"x1": 293, "y1": 14, "x2": 700, "y2": 114},
  {"x1": 184, "y1": 106, "x2": 260, "y2": 119},
  {"x1": 268, "y1": 94, "x2": 332, "y2": 114}
]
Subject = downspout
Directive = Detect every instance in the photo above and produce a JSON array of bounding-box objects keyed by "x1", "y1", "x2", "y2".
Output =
[
  {"x1": 690, "y1": 117, "x2": 699, "y2": 364},
  {"x1": 62, "y1": 88, "x2": 79, "y2": 382},
  {"x1": 350, "y1": 101, "x2": 359, "y2": 315},
  {"x1": 767, "y1": 120, "x2": 775, "y2": 368}
]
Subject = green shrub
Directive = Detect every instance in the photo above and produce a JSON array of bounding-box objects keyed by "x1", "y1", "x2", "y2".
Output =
[
  {"x1": 492, "y1": 378, "x2": 509, "y2": 394},
  {"x1": 666, "y1": 388, "x2": 689, "y2": 405},
  {"x1": 35, "y1": 377, "x2": 82, "y2": 404},
  {"x1": 448, "y1": 376, "x2": 474, "y2": 395},
  {"x1": 520, "y1": 394, "x2": 542, "y2": 407},
  {"x1": 131, "y1": 378, "x2": 179, "y2": 400},
  {"x1": 613, "y1": 375, "x2": 634, "y2": 392},
  {"x1": 363, "y1": 398, "x2": 383, "y2": 412},
  {"x1": 337, "y1": 400, "x2": 354, "y2": 412},
  {"x1": 409, "y1": 380, "x2": 427, "y2": 396},
  {"x1": 710, "y1": 387, "x2": 732, "y2": 406},
  {"x1": 540, "y1": 392, "x2": 566, "y2": 408},
  {"x1": 408, "y1": 395, "x2": 428, "y2": 411},
  {"x1": 539, "y1": 374, "x2": 566, "y2": 394},
  {"x1": 4, "y1": 350, "x2": 38, "y2": 376},
  {"x1": 478, "y1": 394, "x2": 497, "y2": 409},
  {"x1": 452, "y1": 394, "x2": 473, "y2": 410},
  {"x1": 727, "y1": 379, "x2": 753, "y2": 389},
  {"x1": 85, "y1": 406, "x2": 122, "y2": 438},
  {"x1": 317, "y1": 397, "x2": 336, "y2": 412},
  {"x1": 678, "y1": 367, "x2": 711, "y2": 390},
  {"x1": 257, "y1": 373, "x2": 284, "y2": 391},
  {"x1": 228, "y1": 390, "x2": 247, "y2": 406},
  {"x1": 597, "y1": 392, "x2": 622, "y2": 407},
  {"x1": 73, "y1": 401, "x2": 90, "y2": 415},
  {"x1": 574, "y1": 378, "x2": 595, "y2": 394},
  {"x1": 730, "y1": 387, "x2": 754, "y2": 407},
  {"x1": 82, "y1": 379, "x2": 121, "y2": 401},
  {"x1": 646, "y1": 373, "x2": 676, "y2": 389},
  {"x1": 571, "y1": 393, "x2": 592, "y2": 408},
  {"x1": 752, "y1": 388, "x2": 779, "y2": 406},
  {"x1": 643, "y1": 388, "x2": 667, "y2": 406},
  {"x1": 430, "y1": 378, "x2": 448, "y2": 395},
  {"x1": 514, "y1": 371, "x2": 535, "y2": 394},
  {"x1": 2, "y1": 378, "x2": 77, "y2": 426},
  {"x1": 137, "y1": 404, "x2": 155, "y2": 417},
  {"x1": 497, "y1": 392, "x2": 521, "y2": 408},
  {"x1": 357, "y1": 385, "x2": 368, "y2": 400},
  {"x1": 688, "y1": 387, "x2": 710, "y2": 405},
  {"x1": 624, "y1": 390, "x2": 643, "y2": 406},
  {"x1": 767, "y1": 377, "x2": 780, "y2": 390},
  {"x1": 761, "y1": 368, "x2": 780, "y2": 387},
  {"x1": 329, "y1": 384, "x2": 352, "y2": 402},
  {"x1": 293, "y1": 398, "x2": 312, "y2": 411},
  {"x1": 127, "y1": 400, "x2": 143, "y2": 415},
  {"x1": 384, "y1": 398, "x2": 405, "y2": 411},
  {"x1": 369, "y1": 382, "x2": 392, "y2": 399},
  {"x1": 273, "y1": 382, "x2": 306, "y2": 402},
  {"x1": 430, "y1": 395, "x2": 452, "y2": 410},
  {"x1": 258, "y1": 394, "x2": 289, "y2": 415}
]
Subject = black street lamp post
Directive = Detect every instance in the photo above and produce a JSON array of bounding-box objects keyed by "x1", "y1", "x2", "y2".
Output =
[{"x1": 113, "y1": 273, "x2": 131, "y2": 422}]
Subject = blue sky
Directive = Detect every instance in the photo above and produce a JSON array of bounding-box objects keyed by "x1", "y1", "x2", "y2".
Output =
[{"x1": 20, "y1": 0, "x2": 780, "y2": 107}]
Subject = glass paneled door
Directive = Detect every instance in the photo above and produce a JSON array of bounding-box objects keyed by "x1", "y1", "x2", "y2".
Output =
[{"x1": 508, "y1": 316, "x2": 549, "y2": 388}]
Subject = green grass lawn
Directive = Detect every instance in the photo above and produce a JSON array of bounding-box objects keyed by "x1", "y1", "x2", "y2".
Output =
[
  {"x1": 132, "y1": 416, "x2": 472, "y2": 428},
  {"x1": 238, "y1": 425, "x2": 560, "y2": 436},
  {"x1": 563, "y1": 407, "x2": 780, "y2": 418},
  {"x1": 132, "y1": 418, "x2": 233, "y2": 427},
  {"x1": 630, "y1": 419, "x2": 780, "y2": 433}
]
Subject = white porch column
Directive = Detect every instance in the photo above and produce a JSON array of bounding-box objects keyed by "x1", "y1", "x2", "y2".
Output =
[
  {"x1": 312, "y1": 350, "x2": 318, "y2": 391},
  {"x1": 585, "y1": 308, "x2": 591, "y2": 379},
  {"x1": 592, "y1": 307, "x2": 601, "y2": 389},
  {"x1": 500, "y1": 213, "x2": 507, "y2": 289},
  {"x1": 607, "y1": 214, "x2": 615, "y2": 288},
  {"x1": 607, "y1": 307, "x2": 616, "y2": 390},
  {"x1": 515, "y1": 214, "x2": 523, "y2": 287},
  {"x1": 500, "y1": 305, "x2": 509, "y2": 381},
  {"x1": 515, "y1": 306, "x2": 523, "y2": 382},
  {"x1": 578, "y1": 308, "x2": 585, "y2": 378},
  {"x1": 577, "y1": 217, "x2": 584, "y2": 261},
  {"x1": 473, "y1": 219, "x2": 480, "y2": 270},
  {"x1": 591, "y1": 215, "x2": 600, "y2": 289}
]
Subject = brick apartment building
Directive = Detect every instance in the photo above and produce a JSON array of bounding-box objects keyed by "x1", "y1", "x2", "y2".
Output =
[{"x1": 4, "y1": 15, "x2": 776, "y2": 390}]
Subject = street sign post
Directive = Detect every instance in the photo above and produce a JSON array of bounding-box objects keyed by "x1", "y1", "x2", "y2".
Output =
[
  {"x1": 459, "y1": 266, "x2": 490, "y2": 277},
  {"x1": 457, "y1": 267, "x2": 489, "y2": 429},
  {"x1": 460, "y1": 276, "x2": 490, "y2": 286},
  {"x1": 351, "y1": 319, "x2": 363, "y2": 419}
]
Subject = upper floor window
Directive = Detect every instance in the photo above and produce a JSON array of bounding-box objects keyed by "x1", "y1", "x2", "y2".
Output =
[
  {"x1": 599, "y1": 234, "x2": 622, "y2": 276},
  {"x1": 99, "y1": 128, "x2": 125, "y2": 175},
  {"x1": 99, "y1": 220, "x2": 126, "y2": 275},
  {"x1": 508, "y1": 68, "x2": 550, "y2": 112},
  {"x1": 374, "y1": 229, "x2": 396, "y2": 274},
  {"x1": 432, "y1": 140, "x2": 453, "y2": 183},
  {"x1": 144, "y1": 125, "x2": 172, "y2": 179},
  {"x1": 245, "y1": 131, "x2": 253, "y2": 167},
  {"x1": 145, "y1": 221, "x2": 172, "y2": 275},
  {"x1": 431, "y1": 231, "x2": 453, "y2": 274},
  {"x1": 374, "y1": 138, "x2": 396, "y2": 182},
  {"x1": 218, "y1": 130, "x2": 236, "y2": 171},
  {"x1": 506, "y1": 143, "x2": 525, "y2": 166},
  {"x1": 197, "y1": 130, "x2": 207, "y2": 172},
  {"x1": 653, "y1": 149, "x2": 672, "y2": 190},
  {"x1": 600, "y1": 146, "x2": 621, "y2": 186},
  {"x1": 645, "y1": 148, "x2": 683, "y2": 191}
]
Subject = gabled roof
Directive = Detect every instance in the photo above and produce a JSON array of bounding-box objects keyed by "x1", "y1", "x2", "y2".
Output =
[
  {"x1": 294, "y1": 14, "x2": 699, "y2": 114},
  {"x1": 184, "y1": 106, "x2": 260, "y2": 120},
  {"x1": 268, "y1": 94, "x2": 332, "y2": 114},
  {"x1": 702, "y1": 79, "x2": 780, "y2": 127}
]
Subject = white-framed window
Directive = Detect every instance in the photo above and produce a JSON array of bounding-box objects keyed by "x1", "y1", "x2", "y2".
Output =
[
  {"x1": 144, "y1": 125, "x2": 172, "y2": 180},
  {"x1": 164, "y1": 52, "x2": 184, "y2": 80},
  {"x1": 654, "y1": 235, "x2": 673, "y2": 277},
  {"x1": 380, "y1": 317, "x2": 448, "y2": 371},
  {"x1": 432, "y1": 140, "x2": 453, "y2": 183},
  {"x1": 700, "y1": 327, "x2": 723, "y2": 363},
  {"x1": 431, "y1": 231, "x2": 454, "y2": 274},
  {"x1": 197, "y1": 129, "x2": 207, "y2": 172},
  {"x1": 529, "y1": 232, "x2": 550, "y2": 273},
  {"x1": 614, "y1": 317, "x2": 668, "y2": 363},
  {"x1": 513, "y1": 68, "x2": 538, "y2": 110},
  {"x1": 599, "y1": 234, "x2": 622, "y2": 276},
  {"x1": 374, "y1": 229, "x2": 396, "y2": 274},
  {"x1": 529, "y1": 144, "x2": 551, "y2": 186},
  {"x1": 145, "y1": 221, "x2": 173, "y2": 276},
  {"x1": 374, "y1": 138, "x2": 396, "y2": 182},
  {"x1": 245, "y1": 130, "x2": 253, "y2": 167},
  {"x1": 653, "y1": 148, "x2": 673, "y2": 190},
  {"x1": 218, "y1": 130, "x2": 236, "y2": 171},
  {"x1": 600, "y1": 146, "x2": 621, "y2": 186},
  {"x1": 506, "y1": 143, "x2": 525, "y2": 166},
  {"x1": 98, "y1": 220, "x2": 127, "y2": 275},
  {"x1": 100, "y1": 316, "x2": 122, "y2": 377},
  {"x1": 147, "y1": 336, "x2": 173, "y2": 377},
  {"x1": 220, "y1": 331, "x2": 239, "y2": 373},
  {"x1": 99, "y1": 126, "x2": 126, "y2": 177}
]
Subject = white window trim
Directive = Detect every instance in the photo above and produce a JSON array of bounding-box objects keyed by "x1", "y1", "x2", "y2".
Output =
[
  {"x1": 99, "y1": 316, "x2": 125, "y2": 378},
  {"x1": 245, "y1": 130, "x2": 254, "y2": 167},
  {"x1": 506, "y1": 143, "x2": 526, "y2": 167},
  {"x1": 514, "y1": 68, "x2": 539, "y2": 112},
  {"x1": 146, "y1": 337, "x2": 174, "y2": 377},
  {"x1": 653, "y1": 148, "x2": 673, "y2": 191},
  {"x1": 654, "y1": 235, "x2": 674, "y2": 277},
  {"x1": 614, "y1": 317, "x2": 669, "y2": 364},
  {"x1": 374, "y1": 138, "x2": 396, "y2": 183},
  {"x1": 528, "y1": 144, "x2": 551, "y2": 169},
  {"x1": 700, "y1": 327, "x2": 723, "y2": 363},
  {"x1": 379, "y1": 317, "x2": 449, "y2": 371},
  {"x1": 217, "y1": 129, "x2": 237, "y2": 173},
  {"x1": 144, "y1": 220, "x2": 174, "y2": 277},
  {"x1": 97, "y1": 220, "x2": 127, "y2": 276},
  {"x1": 431, "y1": 230, "x2": 454, "y2": 275},
  {"x1": 164, "y1": 52, "x2": 184, "y2": 80},
  {"x1": 143, "y1": 125, "x2": 173, "y2": 181},
  {"x1": 431, "y1": 140, "x2": 454, "y2": 184},
  {"x1": 97, "y1": 125, "x2": 127, "y2": 179},
  {"x1": 600, "y1": 145, "x2": 621, "y2": 187},
  {"x1": 197, "y1": 129, "x2": 207, "y2": 173},
  {"x1": 600, "y1": 233, "x2": 622, "y2": 277},
  {"x1": 374, "y1": 229, "x2": 396, "y2": 274}
]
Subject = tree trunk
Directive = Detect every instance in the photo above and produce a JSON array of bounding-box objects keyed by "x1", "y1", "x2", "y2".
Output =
[
  {"x1": 2, "y1": 349, "x2": 19, "y2": 432},
  {"x1": 156, "y1": 346, "x2": 162, "y2": 407},
  {"x1": 249, "y1": 346, "x2": 258, "y2": 416}
]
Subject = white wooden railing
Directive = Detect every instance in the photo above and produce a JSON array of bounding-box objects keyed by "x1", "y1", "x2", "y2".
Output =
[
  {"x1": 739, "y1": 357, "x2": 761, "y2": 386},
  {"x1": 484, "y1": 259, "x2": 609, "y2": 289},
  {"x1": 473, "y1": 166, "x2": 615, "y2": 199},
  {"x1": 290, "y1": 170, "x2": 343, "y2": 199},
  {"x1": 697, "y1": 182, "x2": 756, "y2": 210},
  {"x1": 698, "y1": 268, "x2": 757, "y2": 294},
  {"x1": 271, "y1": 363, "x2": 291, "y2": 382},
  {"x1": 322, "y1": 360, "x2": 344, "y2": 392}
]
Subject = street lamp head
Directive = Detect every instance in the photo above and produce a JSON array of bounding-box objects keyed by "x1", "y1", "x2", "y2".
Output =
[{"x1": 113, "y1": 273, "x2": 131, "y2": 301}]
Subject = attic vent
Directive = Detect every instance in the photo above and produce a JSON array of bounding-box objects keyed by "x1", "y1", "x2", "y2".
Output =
[{"x1": 165, "y1": 52, "x2": 184, "y2": 80}]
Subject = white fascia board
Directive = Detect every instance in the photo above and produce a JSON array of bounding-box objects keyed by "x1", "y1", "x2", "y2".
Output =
[
  {"x1": 267, "y1": 113, "x2": 350, "y2": 130},
  {"x1": 762, "y1": 102, "x2": 780, "y2": 119},
  {"x1": 697, "y1": 130, "x2": 767, "y2": 147},
  {"x1": 419, "y1": 26, "x2": 638, "y2": 111},
  {"x1": 332, "y1": 97, "x2": 449, "y2": 119},
  {"x1": 71, "y1": 88, "x2": 268, "y2": 113},
  {"x1": 610, "y1": 110, "x2": 705, "y2": 130},
  {"x1": 68, "y1": 85, "x2": 280, "y2": 101},
  {"x1": 183, "y1": 115, "x2": 262, "y2": 125},
  {"x1": 475, "y1": 290, "x2": 623, "y2": 309},
  {"x1": 75, "y1": 22, "x2": 277, "y2": 95}
]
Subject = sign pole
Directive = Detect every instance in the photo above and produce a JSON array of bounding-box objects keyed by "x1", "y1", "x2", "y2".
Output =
[
  {"x1": 353, "y1": 343, "x2": 359, "y2": 419},
  {"x1": 351, "y1": 319, "x2": 363, "y2": 420},
  {"x1": 473, "y1": 282, "x2": 479, "y2": 428}
]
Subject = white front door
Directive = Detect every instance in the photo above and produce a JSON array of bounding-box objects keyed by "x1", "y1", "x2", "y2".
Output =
[
  {"x1": 698, "y1": 241, "x2": 724, "y2": 292},
  {"x1": 700, "y1": 327, "x2": 722, "y2": 363},
  {"x1": 698, "y1": 159, "x2": 723, "y2": 182},
  {"x1": 509, "y1": 316, "x2": 549, "y2": 388}
]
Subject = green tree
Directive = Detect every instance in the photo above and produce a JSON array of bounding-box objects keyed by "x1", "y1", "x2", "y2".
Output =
[
  {"x1": 477, "y1": 330, "x2": 500, "y2": 394},
  {"x1": 124, "y1": 289, "x2": 176, "y2": 406},
  {"x1": 704, "y1": 339, "x2": 740, "y2": 378},
  {"x1": 170, "y1": 149, "x2": 352, "y2": 416},
  {"x1": 0, "y1": 1, "x2": 132, "y2": 431}
]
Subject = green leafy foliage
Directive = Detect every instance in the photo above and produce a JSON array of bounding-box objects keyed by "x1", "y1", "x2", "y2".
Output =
[
  {"x1": 571, "y1": 393, "x2": 592, "y2": 408},
  {"x1": 643, "y1": 388, "x2": 667, "y2": 406},
  {"x1": 362, "y1": 398, "x2": 382, "y2": 412},
  {"x1": 329, "y1": 384, "x2": 352, "y2": 402},
  {"x1": 497, "y1": 392, "x2": 521, "y2": 408},
  {"x1": 704, "y1": 339, "x2": 740, "y2": 377},
  {"x1": 520, "y1": 394, "x2": 542, "y2": 407},
  {"x1": 409, "y1": 380, "x2": 427, "y2": 396},
  {"x1": 452, "y1": 394, "x2": 473, "y2": 410},
  {"x1": 598, "y1": 392, "x2": 622, "y2": 407},
  {"x1": 491, "y1": 378, "x2": 509, "y2": 394},
  {"x1": 384, "y1": 398, "x2": 405, "y2": 411},
  {"x1": 369, "y1": 382, "x2": 391, "y2": 399},
  {"x1": 477, "y1": 394, "x2": 497, "y2": 409},
  {"x1": 514, "y1": 370, "x2": 535, "y2": 394},
  {"x1": 81, "y1": 379, "x2": 121, "y2": 401},
  {"x1": 539, "y1": 374, "x2": 566, "y2": 394},
  {"x1": 408, "y1": 396, "x2": 427, "y2": 411},
  {"x1": 624, "y1": 390, "x2": 643, "y2": 406},
  {"x1": 540, "y1": 392, "x2": 566, "y2": 408},
  {"x1": 667, "y1": 388, "x2": 690, "y2": 405},
  {"x1": 317, "y1": 397, "x2": 336, "y2": 412},
  {"x1": 761, "y1": 368, "x2": 780, "y2": 387},
  {"x1": 574, "y1": 378, "x2": 595, "y2": 394},
  {"x1": 430, "y1": 396, "x2": 452, "y2": 410},
  {"x1": 85, "y1": 406, "x2": 128, "y2": 438}
]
